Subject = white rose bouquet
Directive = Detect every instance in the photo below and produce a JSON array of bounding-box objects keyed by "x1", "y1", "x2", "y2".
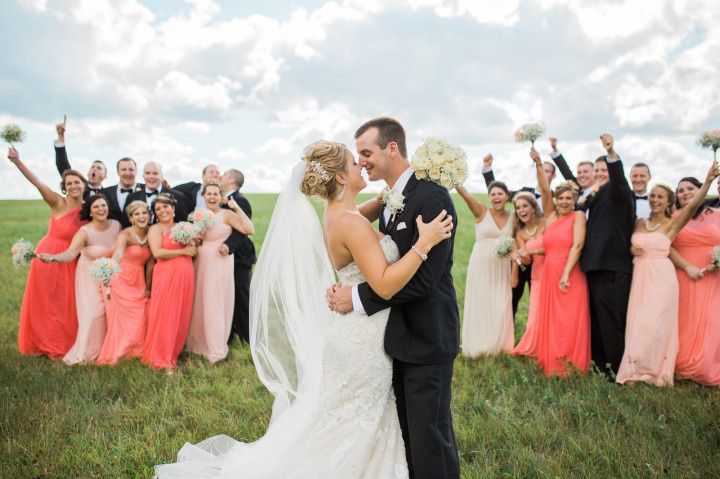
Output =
[
  {"x1": 89, "y1": 258, "x2": 122, "y2": 298},
  {"x1": 514, "y1": 122, "x2": 546, "y2": 147},
  {"x1": 188, "y1": 208, "x2": 216, "y2": 234},
  {"x1": 11, "y1": 238, "x2": 35, "y2": 268},
  {"x1": 411, "y1": 137, "x2": 468, "y2": 190}
]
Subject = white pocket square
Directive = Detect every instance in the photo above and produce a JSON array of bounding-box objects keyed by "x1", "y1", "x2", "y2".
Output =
[{"x1": 396, "y1": 221, "x2": 407, "y2": 231}]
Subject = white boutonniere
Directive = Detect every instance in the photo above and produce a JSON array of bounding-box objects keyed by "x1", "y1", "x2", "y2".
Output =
[{"x1": 381, "y1": 188, "x2": 405, "y2": 222}]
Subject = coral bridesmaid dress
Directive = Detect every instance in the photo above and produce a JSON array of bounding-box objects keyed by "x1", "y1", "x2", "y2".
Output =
[
  {"x1": 672, "y1": 209, "x2": 720, "y2": 385},
  {"x1": 513, "y1": 234, "x2": 545, "y2": 358},
  {"x1": 616, "y1": 232, "x2": 678, "y2": 386},
  {"x1": 18, "y1": 207, "x2": 86, "y2": 358},
  {"x1": 461, "y1": 211, "x2": 515, "y2": 357},
  {"x1": 143, "y1": 229, "x2": 195, "y2": 369},
  {"x1": 97, "y1": 244, "x2": 153, "y2": 365},
  {"x1": 535, "y1": 212, "x2": 590, "y2": 376},
  {"x1": 63, "y1": 220, "x2": 121, "y2": 365},
  {"x1": 186, "y1": 210, "x2": 234, "y2": 362}
]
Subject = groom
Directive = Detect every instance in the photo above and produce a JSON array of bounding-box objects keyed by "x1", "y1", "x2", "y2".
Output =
[{"x1": 327, "y1": 117, "x2": 460, "y2": 479}]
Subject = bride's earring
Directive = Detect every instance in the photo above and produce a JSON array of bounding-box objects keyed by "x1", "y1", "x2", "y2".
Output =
[{"x1": 337, "y1": 184, "x2": 346, "y2": 201}]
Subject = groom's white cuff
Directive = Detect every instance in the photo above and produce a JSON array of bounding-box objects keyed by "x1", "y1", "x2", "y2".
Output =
[{"x1": 351, "y1": 286, "x2": 366, "y2": 314}]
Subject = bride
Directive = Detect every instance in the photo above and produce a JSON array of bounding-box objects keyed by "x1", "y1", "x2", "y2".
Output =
[{"x1": 155, "y1": 140, "x2": 453, "y2": 478}]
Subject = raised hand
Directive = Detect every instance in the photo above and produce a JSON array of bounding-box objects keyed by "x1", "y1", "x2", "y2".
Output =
[
  {"x1": 7, "y1": 146, "x2": 19, "y2": 163},
  {"x1": 415, "y1": 210, "x2": 453, "y2": 249},
  {"x1": 227, "y1": 196, "x2": 239, "y2": 211},
  {"x1": 482, "y1": 153, "x2": 493, "y2": 168},
  {"x1": 705, "y1": 157, "x2": 720, "y2": 182},
  {"x1": 56, "y1": 115, "x2": 67, "y2": 140},
  {"x1": 599, "y1": 133, "x2": 615, "y2": 156},
  {"x1": 529, "y1": 147, "x2": 541, "y2": 166},
  {"x1": 550, "y1": 136, "x2": 558, "y2": 152}
]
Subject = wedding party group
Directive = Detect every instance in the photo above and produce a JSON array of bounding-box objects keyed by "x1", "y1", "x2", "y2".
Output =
[
  {"x1": 9, "y1": 119, "x2": 256, "y2": 370},
  {"x1": 454, "y1": 134, "x2": 720, "y2": 389},
  {"x1": 6, "y1": 114, "x2": 720, "y2": 478}
]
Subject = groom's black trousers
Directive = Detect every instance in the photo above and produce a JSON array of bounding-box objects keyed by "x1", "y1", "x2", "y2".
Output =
[
  {"x1": 393, "y1": 359, "x2": 459, "y2": 479},
  {"x1": 587, "y1": 270, "x2": 631, "y2": 376}
]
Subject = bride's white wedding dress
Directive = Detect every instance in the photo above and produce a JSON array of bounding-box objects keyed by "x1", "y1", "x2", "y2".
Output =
[{"x1": 155, "y1": 236, "x2": 408, "y2": 478}]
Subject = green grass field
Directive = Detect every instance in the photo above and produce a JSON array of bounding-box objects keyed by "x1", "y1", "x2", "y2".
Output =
[{"x1": 1, "y1": 195, "x2": 718, "y2": 478}]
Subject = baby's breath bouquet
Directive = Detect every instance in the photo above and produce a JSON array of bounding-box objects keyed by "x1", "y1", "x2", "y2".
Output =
[
  {"x1": 711, "y1": 246, "x2": 720, "y2": 270},
  {"x1": 188, "y1": 208, "x2": 216, "y2": 234},
  {"x1": 170, "y1": 221, "x2": 198, "y2": 245},
  {"x1": 494, "y1": 235, "x2": 514, "y2": 259},
  {"x1": 411, "y1": 137, "x2": 468, "y2": 190},
  {"x1": 1, "y1": 124, "x2": 26, "y2": 146},
  {"x1": 11, "y1": 238, "x2": 35, "y2": 268},
  {"x1": 697, "y1": 128, "x2": 720, "y2": 164},
  {"x1": 514, "y1": 122, "x2": 546, "y2": 147},
  {"x1": 89, "y1": 258, "x2": 122, "y2": 298}
]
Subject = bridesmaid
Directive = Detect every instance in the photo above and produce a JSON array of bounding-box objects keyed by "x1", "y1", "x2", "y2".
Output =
[
  {"x1": 186, "y1": 183, "x2": 254, "y2": 362},
  {"x1": 142, "y1": 193, "x2": 196, "y2": 370},
  {"x1": 40, "y1": 194, "x2": 121, "y2": 365},
  {"x1": 96, "y1": 201, "x2": 154, "y2": 365},
  {"x1": 531, "y1": 148, "x2": 590, "y2": 376},
  {"x1": 511, "y1": 192, "x2": 545, "y2": 358},
  {"x1": 456, "y1": 181, "x2": 514, "y2": 357},
  {"x1": 617, "y1": 161, "x2": 719, "y2": 386},
  {"x1": 669, "y1": 175, "x2": 720, "y2": 385},
  {"x1": 9, "y1": 147, "x2": 87, "y2": 358}
]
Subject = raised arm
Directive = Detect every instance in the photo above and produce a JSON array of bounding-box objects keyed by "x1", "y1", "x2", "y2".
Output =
[
  {"x1": 549, "y1": 137, "x2": 579, "y2": 185},
  {"x1": 455, "y1": 185, "x2": 487, "y2": 220},
  {"x1": 8, "y1": 147, "x2": 63, "y2": 209},
  {"x1": 531, "y1": 148, "x2": 554, "y2": 217},
  {"x1": 559, "y1": 212, "x2": 586, "y2": 290},
  {"x1": 345, "y1": 209, "x2": 453, "y2": 300},
  {"x1": 480, "y1": 153, "x2": 495, "y2": 186},
  {"x1": 38, "y1": 229, "x2": 88, "y2": 263},
  {"x1": 54, "y1": 116, "x2": 71, "y2": 175},
  {"x1": 667, "y1": 159, "x2": 720, "y2": 239},
  {"x1": 225, "y1": 208, "x2": 254, "y2": 236},
  {"x1": 148, "y1": 225, "x2": 196, "y2": 260},
  {"x1": 600, "y1": 133, "x2": 632, "y2": 203}
]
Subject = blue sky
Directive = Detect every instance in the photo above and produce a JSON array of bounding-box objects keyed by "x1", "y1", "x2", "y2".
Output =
[{"x1": 1, "y1": 0, "x2": 719, "y2": 198}]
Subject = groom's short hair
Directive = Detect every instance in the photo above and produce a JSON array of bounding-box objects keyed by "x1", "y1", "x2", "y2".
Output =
[{"x1": 355, "y1": 117, "x2": 407, "y2": 158}]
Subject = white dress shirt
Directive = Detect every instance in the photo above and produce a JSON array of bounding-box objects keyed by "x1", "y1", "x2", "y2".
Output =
[
  {"x1": 117, "y1": 183, "x2": 138, "y2": 212},
  {"x1": 634, "y1": 192, "x2": 651, "y2": 220},
  {"x1": 351, "y1": 168, "x2": 415, "y2": 314}
]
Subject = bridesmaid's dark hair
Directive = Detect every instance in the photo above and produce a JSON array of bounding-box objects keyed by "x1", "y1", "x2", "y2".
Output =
[
  {"x1": 675, "y1": 177, "x2": 707, "y2": 219},
  {"x1": 59, "y1": 169, "x2": 87, "y2": 195},
  {"x1": 152, "y1": 192, "x2": 177, "y2": 214},
  {"x1": 487, "y1": 181, "x2": 510, "y2": 197},
  {"x1": 80, "y1": 193, "x2": 109, "y2": 221}
]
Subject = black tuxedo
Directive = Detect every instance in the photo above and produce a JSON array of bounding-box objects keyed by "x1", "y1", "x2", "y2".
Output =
[
  {"x1": 357, "y1": 175, "x2": 459, "y2": 479},
  {"x1": 174, "y1": 181, "x2": 203, "y2": 211},
  {"x1": 100, "y1": 183, "x2": 144, "y2": 227},
  {"x1": 123, "y1": 187, "x2": 190, "y2": 226},
  {"x1": 703, "y1": 196, "x2": 720, "y2": 209},
  {"x1": 482, "y1": 169, "x2": 534, "y2": 318},
  {"x1": 580, "y1": 158, "x2": 634, "y2": 375},
  {"x1": 54, "y1": 144, "x2": 101, "y2": 199},
  {"x1": 222, "y1": 190, "x2": 256, "y2": 343}
]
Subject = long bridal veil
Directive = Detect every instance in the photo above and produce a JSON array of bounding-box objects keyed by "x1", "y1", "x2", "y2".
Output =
[
  {"x1": 249, "y1": 161, "x2": 336, "y2": 420},
  {"x1": 155, "y1": 162, "x2": 337, "y2": 478}
]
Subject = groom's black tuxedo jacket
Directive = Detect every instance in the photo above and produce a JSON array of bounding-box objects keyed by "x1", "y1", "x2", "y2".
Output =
[
  {"x1": 357, "y1": 175, "x2": 460, "y2": 365},
  {"x1": 580, "y1": 158, "x2": 634, "y2": 275}
]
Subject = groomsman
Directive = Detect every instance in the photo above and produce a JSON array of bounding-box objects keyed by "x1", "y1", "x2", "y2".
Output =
[
  {"x1": 220, "y1": 169, "x2": 256, "y2": 343},
  {"x1": 174, "y1": 164, "x2": 222, "y2": 210},
  {"x1": 53, "y1": 118, "x2": 107, "y2": 198},
  {"x1": 629, "y1": 163, "x2": 652, "y2": 220},
  {"x1": 548, "y1": 137, "x2": 595, "y2": 205},
  {"x1": 100, "y1": 157, "x2": 144, "y2": 227},
  {"x1": 580, "y1": 133, "x2": 634, "y2": 376},
  {"x1": 124, "y1": 162, "x2": 189, "y2": 225}
]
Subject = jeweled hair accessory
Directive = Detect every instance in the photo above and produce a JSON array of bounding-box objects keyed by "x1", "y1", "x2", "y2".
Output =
[{"x1": 309, "y1": 161, "x2": 331, "y2": 182}]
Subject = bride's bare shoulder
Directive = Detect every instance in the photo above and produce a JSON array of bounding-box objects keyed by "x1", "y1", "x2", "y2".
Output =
[{"x1": 325, "y1": 209, "x2": 375, "y2": 239}]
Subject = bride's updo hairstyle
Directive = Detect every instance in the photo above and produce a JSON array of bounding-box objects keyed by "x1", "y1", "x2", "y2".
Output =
[{"x1": 300, "y1": 140, "x2": 348, "y2": 200}]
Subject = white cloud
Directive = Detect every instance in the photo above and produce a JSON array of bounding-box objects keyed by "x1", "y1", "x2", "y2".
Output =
[
  {"x1": 406, "y1": 0, "x2": 520, "y2": 26},
  {"x1": 18, "y1": 0, "x2": 46, "y2": 12},
  {"x1": 154, "y1": 71, "x2": 238, "y2": 113}
]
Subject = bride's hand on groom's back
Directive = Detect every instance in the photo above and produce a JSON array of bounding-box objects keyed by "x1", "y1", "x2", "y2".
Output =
[{"x1": 415, "y1": 209, "x2": 454, "y2": 252}]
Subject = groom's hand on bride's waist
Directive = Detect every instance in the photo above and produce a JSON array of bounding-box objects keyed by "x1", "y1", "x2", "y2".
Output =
[{"x1": 326, "y1": 283, "x2": 354, "y2": 314}]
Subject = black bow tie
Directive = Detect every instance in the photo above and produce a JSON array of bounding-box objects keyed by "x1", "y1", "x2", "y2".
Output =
[
  {"x1": 146, "y1": 189, "x2": 158, "y2": 196},
  {"x1": 120, "y1": 188, "x2": 133, "y2": 194},
  {"x1": 635, "y1": 195, "x2": 648, "y2": 200},
  {"x1": 88, "y1": 187, "x2": 100, "y2": 193}
]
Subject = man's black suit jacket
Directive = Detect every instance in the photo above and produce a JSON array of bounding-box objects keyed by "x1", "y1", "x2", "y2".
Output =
[
  {"x1": 123, "y1": 187, "x2": 190, "y2": 227},
  {"x1": 580, "y1": 158, "x2": 635, "y2": 274},
  {"x1": 54, "y1": 144, "x2": 99, "y2": 199},
  {"x1": 357, "y1": 175, "x2": 459, "y2": 365},
  {"x1": 174, "y1": 181, "x2": 203, "y2": 211},
  {"x1": 221, "y1": 191, "x2": 256, "y2": 267},
  {"x1": 100, "y1": 184, "x2": 144, "y2": 228}
]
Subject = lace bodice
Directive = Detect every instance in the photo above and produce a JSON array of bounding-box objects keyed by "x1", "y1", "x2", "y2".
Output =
[{"x1": 337, "y1": 236, "x2": 400, "y2": 286}]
